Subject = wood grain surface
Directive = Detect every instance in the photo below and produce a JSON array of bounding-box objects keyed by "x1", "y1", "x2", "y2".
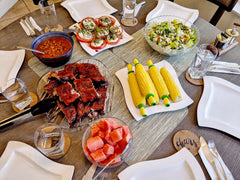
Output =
[{"x1": 0, "y1": 1, "x2": 240, "y2": 180}]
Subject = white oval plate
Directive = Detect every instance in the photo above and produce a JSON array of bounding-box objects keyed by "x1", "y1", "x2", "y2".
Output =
[
  {"x1": 197, "y1": 76, "x2": 240, "y2": 139},
  {"x1": 118, "y1": 147, "x2": 205, "y2": 180},
  {"x1": 146, "y1": 0, "x2": 199, "y2": 23},
  {"x1": 61, "y1": 0, "x2": 117, "y2": 22},
  {"x1": 0, "y1": 141, "x2": 74, "y2": 180},
  {"x1": 115, "y1": 60, "x2": 193, "y2": 121}
]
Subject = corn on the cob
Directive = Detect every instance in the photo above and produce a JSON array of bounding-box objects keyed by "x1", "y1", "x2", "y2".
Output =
[
  {"x1": 146, "y1": 72, "x2": 159, "y2": 105},
  {"x1": 127, "y1": 64, "x2": 147, "y2": 117},
  {"x1": 147, "y1": 60, "x2": 170, "y2": 107},
  {"x1": 160, "y1": 67, "x2": 182, "y2": 102},
  {"x1": 133, "y1": 59, "x2": 156, "y2": 106}
]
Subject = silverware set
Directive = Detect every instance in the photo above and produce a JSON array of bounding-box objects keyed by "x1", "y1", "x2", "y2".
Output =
[
  {"x1": 19, "y1": 16, "x2": 42, "y2": 37},
  {"x1": 200, "y1": 136, "x2": 234, "y2": 180},
  {"x1": 208, "y1": 61, "x2": 240, "y2": 74}
]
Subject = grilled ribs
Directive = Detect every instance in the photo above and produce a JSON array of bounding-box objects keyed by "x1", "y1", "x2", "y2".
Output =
[
  {"x1": 74, "y1": 78, "x2": 99, "y2": 103},
  {"x1": 44, "y1": 62, "x2": 109, "y2": 126},
  {"x1": 57, "y1": 100, "x2": 77, "y2": 125},
  {"x1": 54, "y1": 82, "x2": 80, "y2": 106}
]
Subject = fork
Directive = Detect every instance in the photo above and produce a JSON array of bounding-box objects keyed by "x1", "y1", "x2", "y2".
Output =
[{"x1": 208, "y1": 140, "x2": 228, "y2": 180}]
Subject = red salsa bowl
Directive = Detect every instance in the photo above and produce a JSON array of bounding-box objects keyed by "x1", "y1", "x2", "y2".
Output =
[{"x1": 31, "y1": 32, "x2": 74, "y2": 67}]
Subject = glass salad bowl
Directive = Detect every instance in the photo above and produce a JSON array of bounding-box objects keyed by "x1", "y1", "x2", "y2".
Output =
[{"x1": 144, "y1": 15, "x2": 200, "y2": 56}]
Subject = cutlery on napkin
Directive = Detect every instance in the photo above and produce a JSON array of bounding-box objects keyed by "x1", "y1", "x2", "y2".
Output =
[
  {"x1": 29, "y1": 16, "x2": 42, "y2": 33},
  {"x1": 208, "y1": 61, "x2": 240, "y2": 75},
  {"x1": 20, "y1": 19, "x2": 31, "y2": 36},
  {"x1": 199, "y1": 136, "x2": 235, "y2": 180},
  {"x1": 120, "y1": 1, "x2": 146, "y2": 17}
]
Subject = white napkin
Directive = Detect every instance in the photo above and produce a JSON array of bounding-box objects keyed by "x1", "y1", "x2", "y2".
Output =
[
  {"x1": 0, "y1": 50, "x2": 25, "y2": 89},
  {"x1": 199, "y1": 147, "x2": 235, "y2": 180},
  {"x1": 20, "y1": 21, "x2": 31, "y2": 36},
  {"x1": 29, "y1": 16, "x2": 42, "y2": 32},
  {"x1": 208, "y1": 61, "x2": 240, "y2": 75}
]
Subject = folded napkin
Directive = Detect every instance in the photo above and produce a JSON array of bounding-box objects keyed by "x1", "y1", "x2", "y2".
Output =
[
  {"x1": 0, "y1": 50, "x2": 25, "y2": 89},
  {"x1": 199, "y1": 147, "x2": 235, "y2": 180},
  {"x1": 208, "y1": 61, "x2": 240, "y2": 75}
]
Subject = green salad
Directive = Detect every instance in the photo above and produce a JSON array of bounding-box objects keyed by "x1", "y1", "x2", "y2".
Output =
[{"x1": 147, "y1": 19, "x2": 197, "y2": 50}]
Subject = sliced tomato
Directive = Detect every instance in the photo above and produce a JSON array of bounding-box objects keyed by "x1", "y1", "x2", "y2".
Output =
[
  {"x1": 76, "y1": 30, "x2": 95, "y2": 43},
  {"x1": 90, "y1": 38, "x2": 107, "y2": 49},
  {"x1": 106, "y1": 33, "x2": 120, "y2": 45},
  {"x1": 79, "y1": 17, "x2": 98, "y2": 31},
  {"x1": 109, "y1": 25, "x2": 123, "y2": 36},
  {"x1": 98, "y1": 16, "x2": 116, "y2": 27}
]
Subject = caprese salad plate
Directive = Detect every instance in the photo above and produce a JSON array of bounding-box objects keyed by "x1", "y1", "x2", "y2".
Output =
[{"x1": 69, "y1": 15, "x2": 133, "y2": 56}]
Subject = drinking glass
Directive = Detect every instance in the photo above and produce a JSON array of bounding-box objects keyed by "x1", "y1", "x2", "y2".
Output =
[
  {"x1": 122, "y1": 0, "x2": 136, "y2": 26},
  {"x1": 1, "y1": 78, "x2": 33, "y2": 110},
  {"x1": 39, "y1": 0, "x2": 59, "y2": 32},
  {"x1": 34, "y1": 123, "x2": 69, "y2": 159},
  {"x1": 188, "y1": 44, "x2": 218, "y2": 79}
]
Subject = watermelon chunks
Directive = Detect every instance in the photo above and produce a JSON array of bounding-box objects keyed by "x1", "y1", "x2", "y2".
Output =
[{"x1": 84, "y1": 118, "x2": 132, "y2": 165}]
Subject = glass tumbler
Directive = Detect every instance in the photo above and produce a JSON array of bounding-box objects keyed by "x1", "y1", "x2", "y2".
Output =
[
  {"x1": 122, "y1": 0, "x2": 136, "y2": 25},
  {"x1": 39, "y1": 0, "x2": 59, "y2": 32},
  {"x1": 1, "y1": 78, "x2": 33, "y2": 110},
  {"x1": 188, "y1": 44, "x2": 218, "y2": 79},
  {"x1": 34, "y1": 123, "x2": 69, "y2": 159}
]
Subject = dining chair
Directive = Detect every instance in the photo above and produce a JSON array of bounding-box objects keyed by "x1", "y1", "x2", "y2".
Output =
[{"x1": 168, "y1": 0, "x2": 239, "y2": 26}]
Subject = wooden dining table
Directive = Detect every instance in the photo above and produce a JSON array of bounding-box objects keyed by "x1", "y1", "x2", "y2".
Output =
[{"x1": 0, "y1": 0, "x2": 240, "y2": 179}]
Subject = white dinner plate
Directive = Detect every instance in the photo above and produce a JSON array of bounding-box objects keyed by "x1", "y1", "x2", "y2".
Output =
[
  {"x1": 146, "y1": 0, "x2": 199, "y2": 23},
  {"x1": 0, "y1": 141, "x2": 74, "y2": 180},
  {"x1": 197, "y1": 76, "x2": 240, "y2": 139},
  {"x1": 118, "y1": 147, "x2": 206, "y2": 180},
  {"x1": 69, "y1": 15, "x2": 133, "y2": 56},
  {"x1": 115, "y1": 60, "x2": 193, "y2": 121},
  {"x1": 0, "y1": 50, "x2": 25, "y2": 88},
  {"x1": 61, "y1": 0, "x2": 117, "y2": 22}
]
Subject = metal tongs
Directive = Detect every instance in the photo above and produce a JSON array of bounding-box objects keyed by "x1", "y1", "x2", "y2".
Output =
[{"x1": 0, "y1": 98, "x2": 56, "y2": 129}]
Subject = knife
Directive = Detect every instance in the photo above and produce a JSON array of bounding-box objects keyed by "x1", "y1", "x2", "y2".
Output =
[{"x1": 200, "y1": 136, "x2": 223, "y2": 180}]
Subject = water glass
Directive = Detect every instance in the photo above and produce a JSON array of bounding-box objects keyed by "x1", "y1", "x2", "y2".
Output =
[
  {"x1": 34, "y1": 123, "x2": 68, "y2": 159},
  {"x1": 122, "y1": 0, "x2": 136, "y2": 25},
  {"x1": 1, "y1": 78, "x2": 33, "y2": 110},
  {"x1": 39, "y1": 0, "x2": 59, "y2": 32},
  {"x1": 188, "y1": 44, "x2": 217, "y2": 79}
]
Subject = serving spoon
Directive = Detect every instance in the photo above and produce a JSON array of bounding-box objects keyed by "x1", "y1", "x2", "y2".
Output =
[{"x1": 16, "y1": 46, "x2": 45, "y2": 54}]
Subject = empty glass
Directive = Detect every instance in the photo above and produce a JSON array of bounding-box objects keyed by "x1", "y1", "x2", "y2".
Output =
[
  {"x1": 39, "y1": 0, "x2": 59, "y2": 32},
  {"x1": 188, "y1": 44, "x2": 218, "y2": 79},
  {"x1": 34, "y1": 123, "x2": 69, "y2": 159},
  {"x1": 122, "y1": 0, "x2": 137, "y2": 26},
  {"x1": 1, "y1": 78, "x2": 33, "y2": 110}
]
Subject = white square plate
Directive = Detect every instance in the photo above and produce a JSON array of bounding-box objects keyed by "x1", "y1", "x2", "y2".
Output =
[
  {"x1": 61, "y1": 0, "x2": 117, "y2": 22},
  {"x1": 197, "y1": 76, "x2": 240, "y2": 139},
  {"x1": 115, "y1": 60, "x2": 193, "y2": 121},
  {"x1": 146, "y1": 0, "x2": 199, "y2": 23},
  {"x1": 118, "y1": 148, "x2": 205, "y2": 180},
  {"x1": 0, "y1": 141, "x2": 74, "y2": 180}
]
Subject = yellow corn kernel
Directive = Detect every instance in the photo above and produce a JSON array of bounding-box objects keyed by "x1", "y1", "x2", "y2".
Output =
[
  {"x1": 147, "y1": 60, "x2": 170, "y2": 107},
  {"x1": 160, "y1": 67, "x2": 182, "y2": 102},
  {"x1": 127, "y1": 64, "x2": 147, "y2": 117},
  {"x1": 133, "y1": 59, "x2": 156, "y2": 106}
]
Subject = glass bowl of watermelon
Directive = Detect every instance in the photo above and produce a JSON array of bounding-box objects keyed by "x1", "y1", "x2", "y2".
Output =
[{"x1": 82, "y1": 117, "x2": 133, "y2": 168}]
